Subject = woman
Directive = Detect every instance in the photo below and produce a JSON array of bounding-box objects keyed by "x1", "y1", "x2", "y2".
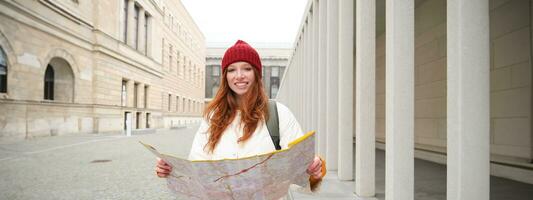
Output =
[{"x1": 155, "y1": 40, "x2": 325, "y2": 192}]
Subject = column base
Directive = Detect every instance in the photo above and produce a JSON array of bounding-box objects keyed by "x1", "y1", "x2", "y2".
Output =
[{"x1": 354, "y1": 194, "x2": 378, "y2": 200}]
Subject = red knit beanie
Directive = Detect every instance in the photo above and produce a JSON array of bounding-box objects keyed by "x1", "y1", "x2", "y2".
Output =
[{"x1": 221, "y1": 40, "x2": 262, "y2": 76}]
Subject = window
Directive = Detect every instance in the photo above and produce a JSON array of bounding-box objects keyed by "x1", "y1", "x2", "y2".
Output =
[
  {"x1": 168, "y1": 94, "x2": 171, "y2": 111},
  {"x1": 176, "y1": 51, "x2": 180, "y2": 75},
  {"x1": 211, "y1": 84, "x2": 219, "y2": 98},
  {"x1": 192, "y1": 65, "x2": 196, "y2": 82},
  {"x1": 136, "y1": 112, "x2": 141, "y2": 129},
  {"x1": 144, "y1": 85, "x2": 148, "y2": 108},
  {"x1": 133, "y1": 4, "x2": 140, "y2": 49},
  {"x1": 182, "y1": 98, "x2": 185, "y2": 112},
  {"x1": 133, "y1": 82, "x2": 139, "y2": 107},
  {"x1": 188, "y1": 61, "x2": 192, "y2": 81},
  {"x1": 272, "y1": 66, "x2": 279, "y2": 77},
  {"x1": 123, "y1": 0, "x2": 128, "y2": 43},
  {"x1": 146, "y1": 113, "x2": 151, "y2": 128},
  {"x1": 170, "y1": 15, "x2": 173, "y2": 27},
  {"x1": 181, "y1": 57, "x2": 186, "y2": 76},
  {"x1": 197, "y1": 68, "x2": 201, "y2": 86},
  {"x1": 169, "y1": 45, "x2": 173, "y2": 71},
  {"x1": 187, "y1": 99, "x2": 191, "y2": 112},
  {"x1": 121, "y1": 80, "x2": 127, "y2": 106},
  {"x1": 176, "y1": 96, "x2": 179, "y2": 112},
  {"x1": 44, "y1": 65, "x2": 54, "y2": 100},
  {"x1": 271, "y1": 84, "x2": 279, "y2": 98},
  {"x1": 270, "y1": 78, "x2": 280, "y2": 98},
  {"x1": 0, "y1": 47, "x2": 7, "y2": 93},
  {"x1": 161, "y1": 38, "x2": 165, "y2": 64},
  {"x1": 144, "y1": 13, "x2": 149, "y2": 55}
]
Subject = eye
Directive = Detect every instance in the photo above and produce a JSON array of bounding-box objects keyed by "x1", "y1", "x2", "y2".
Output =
[
  {"x1": 244, "y1": 67, "x2": 253, "y2": 71},
  {"x1": 227, "y1": 68, "x2": 235, "y2": 72}
]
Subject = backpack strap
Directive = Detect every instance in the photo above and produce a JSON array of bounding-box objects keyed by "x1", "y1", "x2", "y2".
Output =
[{"x1": 266, "y1": 100, "x2": 281, "y2": 150}]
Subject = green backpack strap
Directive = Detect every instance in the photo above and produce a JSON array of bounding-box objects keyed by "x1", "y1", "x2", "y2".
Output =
[{"x1": 266, "y1": 100, "x2": 281, "y2": 150}]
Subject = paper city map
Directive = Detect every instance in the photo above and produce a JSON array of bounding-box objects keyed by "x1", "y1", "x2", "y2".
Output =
[{"x1": 141, "y1": 131, "x2": 315, "y2": 200}]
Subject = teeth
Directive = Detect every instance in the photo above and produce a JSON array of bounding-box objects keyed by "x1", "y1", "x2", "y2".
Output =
[{"x1": 235, "y1": 82, "x2": 247, "y2": 86}]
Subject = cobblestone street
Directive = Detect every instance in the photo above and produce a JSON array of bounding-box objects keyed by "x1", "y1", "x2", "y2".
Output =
[
  {"x1": 2, "y1": 124, "x2": 532, "y2": 200},
  {"x1": 0, "y1": 126, "x2": 199, "y2": 200}
]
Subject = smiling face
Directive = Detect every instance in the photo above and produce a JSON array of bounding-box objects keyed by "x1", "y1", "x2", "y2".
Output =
[{"x1": 226, "y1": 61, "x2": 256, "y2": 97}]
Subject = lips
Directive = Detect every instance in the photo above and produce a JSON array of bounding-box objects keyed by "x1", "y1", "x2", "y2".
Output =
[{"x1": 234, "y1": 82, "x2": 249, "y2": 89}]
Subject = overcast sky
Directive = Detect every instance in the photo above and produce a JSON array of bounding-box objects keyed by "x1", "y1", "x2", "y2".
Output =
[{"x1": 180, "y1": 0, "x2": 308, "y2": 48}]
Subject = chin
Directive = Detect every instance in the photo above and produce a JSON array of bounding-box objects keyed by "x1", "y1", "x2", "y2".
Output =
[{"x1": 234, "y1": 89, "x2": 250, "y2": 96}]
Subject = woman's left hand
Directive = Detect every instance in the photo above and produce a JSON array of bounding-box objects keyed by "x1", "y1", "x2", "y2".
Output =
[{"x1": 306, "y1": 156, "x2": 322, "y2": 179}]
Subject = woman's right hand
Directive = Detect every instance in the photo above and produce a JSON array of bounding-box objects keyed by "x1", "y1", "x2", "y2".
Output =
[{"x1": 155, "y1": 157, "x2": 172, "y2": 178}]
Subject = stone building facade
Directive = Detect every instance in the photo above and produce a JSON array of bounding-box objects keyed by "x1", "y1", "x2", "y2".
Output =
[
  {"x1": 205, "y1": 47, "x2": 290, "y2": 99},
  {"x1": 0, "y1": 0, "x2": 205, "y2": 140}
]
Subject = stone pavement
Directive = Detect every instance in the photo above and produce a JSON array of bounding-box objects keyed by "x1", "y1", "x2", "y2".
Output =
[
  {"x1": 1, "y1": 124, "x2": 532, "y2": 200},
  {"x1": 0, "y1": 126, "x2": 196, "y2": 200}
]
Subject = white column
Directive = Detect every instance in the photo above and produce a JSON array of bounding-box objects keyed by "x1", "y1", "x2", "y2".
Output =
[
  {"x1": 447, "y1": 0, "x2": 490, "y2": 199},
  {"x1": 338, "y1": 0, "x2": 354, "y2": 181},
  {"x1": 298, "y1": 40, "x2": 304, "y2": 123},
  {"x1": 326, "y1": 0, "x2": 339, "y2": 170},
  {"x1": 312, "y1": 0, "x2": 320, "y2": 153},
  {"x1": 301, "y1": 23, "x2": 311, "y2": 132},
  {"x1": 138, "y1": 7, "x2": 146, "y2": 52},
  {"x1": 355, "y1": 0, "x2": 376, "y2": 196},
  {"x1": 307, "y1": 18, "x2": 313, "y2": 133},
  {"x1": 317, "y1": 0, "x2": 328, "y2": 159},
  {"x1": 127, "y1": 0, "x2": 135, "y2": 47},
  {"x1": 385, "y1": 0, "x2": 414, "y2": 199}
]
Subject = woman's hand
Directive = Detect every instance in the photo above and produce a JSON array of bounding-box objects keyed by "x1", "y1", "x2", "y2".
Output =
[
  {"x1": 155, "y1": 157, "x2": 172, "y2": 178},
  {"x1": 306, "y1": 156, "x2": 322, "y2": 179}
]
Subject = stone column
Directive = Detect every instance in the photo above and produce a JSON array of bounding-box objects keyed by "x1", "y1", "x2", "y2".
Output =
[
  {"x1": 306, "y1": 20, "x2": 312, "y2": 132},
  {"x1": 326, "y1": 0, "x2": 339, "y2": 170},
  {"x1": 317, "y1": 0, "x2": 328, "y2": 159},
  {"x1": 447, "y1": 0, "x2": 490, "y2": 199},
  {"x1": 309, "y1": 19, "x2": 314, "y2": 133},
  {"x1": 138, "y1": 7, "x2": 146, "y2": 52},
  {"x1": 385, "y1": 0, "x2": 414, "y2": 199},
  {"x1": 312, "y1": 0, "x2": 320, "y2": 153},
  {"x1": 299, "y1": 38, "x2": 304, "y2": 122},
  {"x1": 301, "y1": 24, "x2": 307, "y2": 129},
  {"x1": 355, "y1": 0, "x2": 376, "y2": 196},
  {"x1": 338, "y1": 0, "x2": 354, "y2": 181},
  {"x1": 126, "y1": 0, "x2": 135, "y2": 47}
]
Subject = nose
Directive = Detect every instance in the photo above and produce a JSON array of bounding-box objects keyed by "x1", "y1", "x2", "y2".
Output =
[{"x1": 236, "y1": 69, "x2": 245, "y2": 78}]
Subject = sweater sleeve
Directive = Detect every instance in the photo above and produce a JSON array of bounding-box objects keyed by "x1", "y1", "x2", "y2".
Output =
[
  {"x1": 188, "y1": 119, "x2": 211, "y2": 160},
  {"x1": 276, "y1": 102, "x2": 304, "y2": 149}
]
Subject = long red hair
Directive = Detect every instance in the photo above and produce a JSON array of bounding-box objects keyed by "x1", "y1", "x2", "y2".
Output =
[{"x1": 203, "y1": 67, "x2": 269, "y2": 153}]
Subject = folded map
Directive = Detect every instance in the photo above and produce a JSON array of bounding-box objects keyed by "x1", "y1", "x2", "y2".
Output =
[{"x1": 140, "y1": 131, "x2": 316, "y2": 200}]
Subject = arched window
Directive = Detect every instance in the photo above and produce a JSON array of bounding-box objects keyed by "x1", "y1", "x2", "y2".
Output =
[
  {"x1": 44, "y1": 65, "x2": 54, "y2": 100},
  {"x1": 211, "y1": 83, "x2": 219, "y2": 98},
  {"x1": 0, "y1": 47, "x2": 7, "y2": 93},
  {"x1": 45, "y1": 57, "x2": 74, "y2": 102}
]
